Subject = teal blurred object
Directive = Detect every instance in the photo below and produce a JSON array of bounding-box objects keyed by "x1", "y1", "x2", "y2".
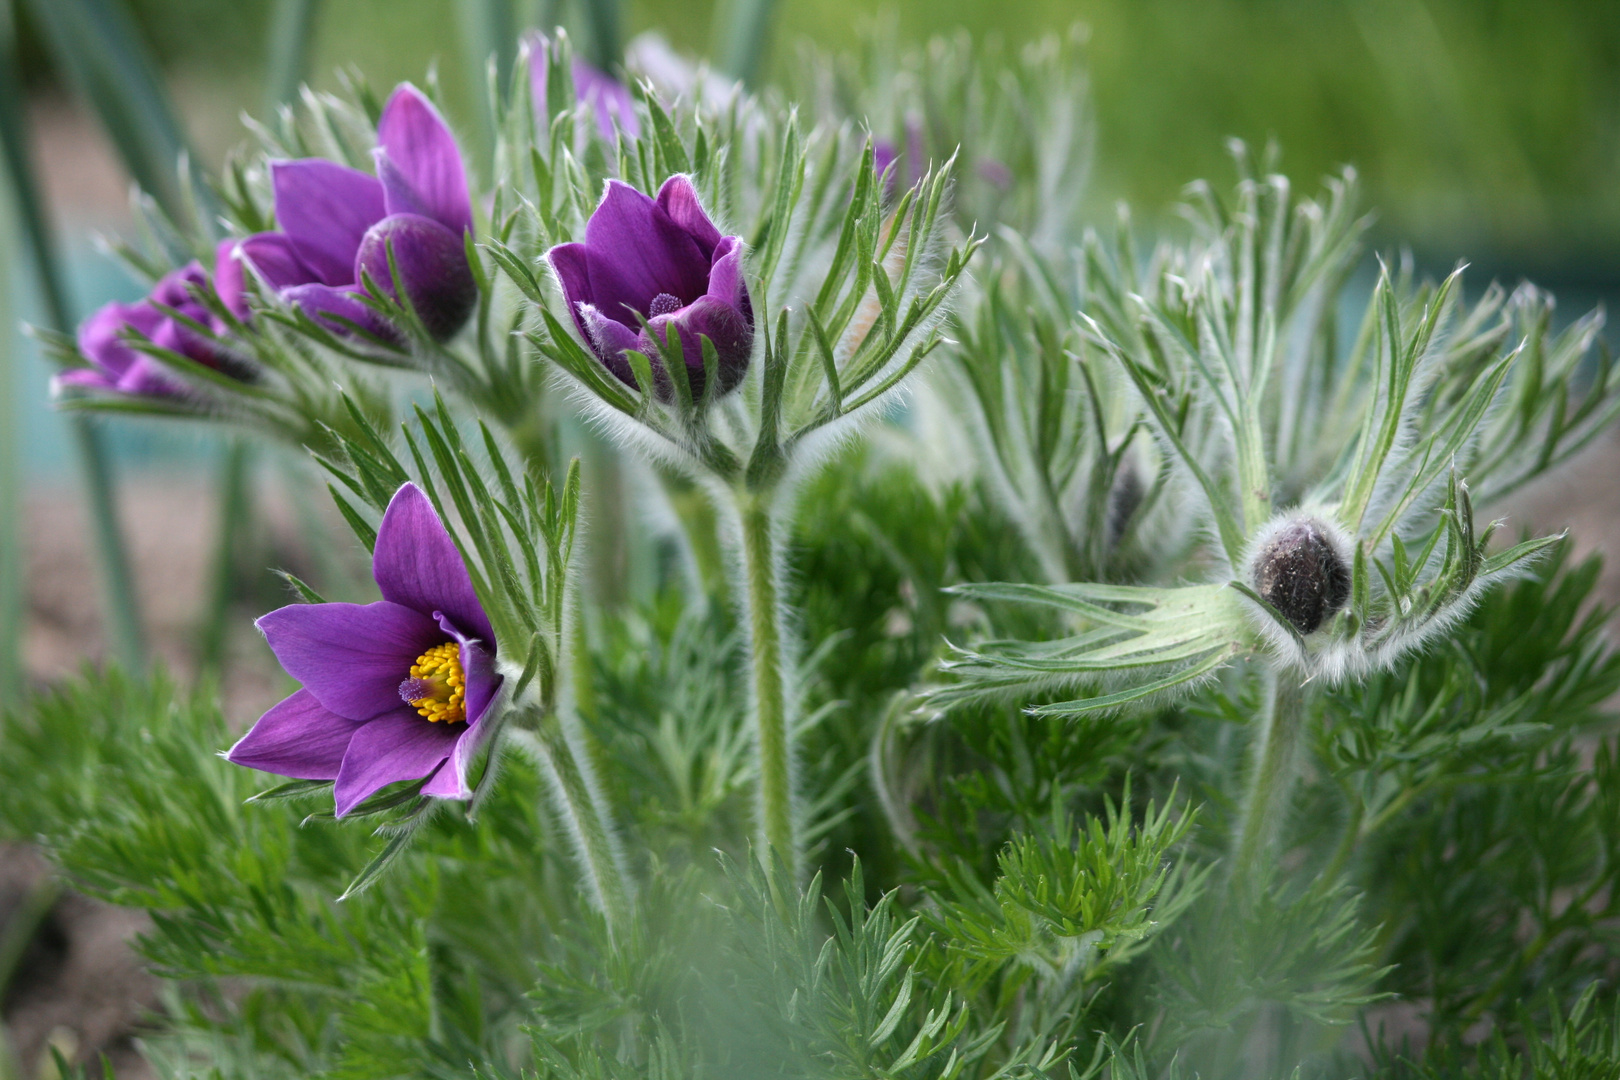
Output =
[{"x1": 0, "y1": 0, "x2": 151, "y2": 674}]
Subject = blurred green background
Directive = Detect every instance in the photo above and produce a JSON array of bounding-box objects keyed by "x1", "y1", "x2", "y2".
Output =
[{"x1": 16, "y1": 0, "x2": 1620, "y2": 283}]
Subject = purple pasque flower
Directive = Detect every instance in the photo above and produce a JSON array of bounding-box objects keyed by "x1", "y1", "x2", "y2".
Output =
[
  {"x1": 525, "y1": 32, "x2": 640, "y2": 142},
  {"x1": 228, "y1": 483, "x2": 503, "y2": 816},
  {"x1": 548, "y1": 176, "x2": 752, "y2": 400},
  {"x1": 222, "y1": 83, "x2": 476, "y2": 344},
  {"x1": 60, "y1": 241, "x2": 244, "y2": 397}
]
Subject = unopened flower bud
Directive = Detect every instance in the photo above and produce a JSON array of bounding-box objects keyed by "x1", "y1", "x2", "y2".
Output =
[{"x1": 1250, "y1": 516, "x2": 1350, "y2": 635}]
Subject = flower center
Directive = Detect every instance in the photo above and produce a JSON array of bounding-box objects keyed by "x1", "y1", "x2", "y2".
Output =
[
  {"x1": 398, "y1": 641, "x2": 467, "y2": 723},
  {"x1": 649, "y1": 292, "x2": 683, "y2": 317}
]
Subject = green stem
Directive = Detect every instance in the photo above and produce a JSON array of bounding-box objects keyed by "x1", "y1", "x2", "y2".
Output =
[
  {"x1": 72, "y1": 420, "x2": 144, "y2": 671},
  {"x1": 738, "y1": 490, "x2": 797, "y2": 877},
  {"x1": 1312, "y1": 789, "x2": 1364, "y2": 897},
  {"x1": 198, "y1": 439, "x2": 251, "y2": 674},
  {"x1": 527, "y1": 711, "x2": 631, "y2": 926},
  {"x1": 1233, "y1": 670, "x2": 1307, "y2": 886}
]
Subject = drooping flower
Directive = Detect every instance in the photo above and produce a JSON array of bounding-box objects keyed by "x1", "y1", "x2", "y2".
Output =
[
  {"x1": 548, "y1": 176, "x2": 752, "y2": 400},
  {"x1": 223, "y1": 84, "x2": 476, "y2": 343},
  {"x1": 59, "y1": 242, "x2": 245, "y2": 397},
  {"x1": 525, "y1": 32, "x2": 640, "y2": 142},
  {"x1": 228, "y1": 483, "x2": 503, "y2": 816}
]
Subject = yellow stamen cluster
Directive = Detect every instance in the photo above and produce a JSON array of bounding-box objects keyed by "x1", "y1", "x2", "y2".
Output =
[{"x1": 405, "y1": 642, "x2": 466, "y2": 723}]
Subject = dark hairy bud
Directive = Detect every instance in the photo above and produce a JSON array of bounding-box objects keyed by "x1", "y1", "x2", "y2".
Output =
[{"x1": 1251, "y1": 518, "x2": 1350, "y2": 634}]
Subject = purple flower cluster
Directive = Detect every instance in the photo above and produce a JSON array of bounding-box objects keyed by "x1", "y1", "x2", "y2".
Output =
[
  {"x1": 223, "y1": 83, "x2": 476, "y2": 344},
  {"x1": 66, "y1": 84, "x2": 478, "y2": 398},
  {"x1": 229, "y1": 484, "x2": 502, "y2": 816},
  {"x1": 549, "y1": 176, "x2": 752, "y2": 399},
  {"x1": 61, "y1": 244, "x2": 242, "y2": 397}
]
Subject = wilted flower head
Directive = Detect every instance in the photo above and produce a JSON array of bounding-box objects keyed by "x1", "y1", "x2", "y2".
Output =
[
  {"x1": 60, "y1": 243, "x2": 243, "y2": 397},
  {"x1": 525, "y1": 32, "x2": 640, "y2": 142},
  {"x1": 548, "y1": 176, "x2": 752, "y2": 400},
  {"x1": 222, "y1": 83, "x2": 476, "y2": 343},
  {"x1": 228, "y1": 483, "x2": 502, "y2": 816}
]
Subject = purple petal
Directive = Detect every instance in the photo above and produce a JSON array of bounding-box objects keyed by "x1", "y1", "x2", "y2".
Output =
[
  {"x1": 353, "y1": 212, "x2": 477, "y2": 342},
  {"x1": 375, "y1": 84, "x2": 473, "y2": 239},
  {"x1": 582, "y1": 181, "x2": 710, "y2": 330},
  {"x1": 577, "y1": 302, "x2": 642, "y2": 375},
  {"x1": 419, "y1": 757, "x2": 464, "y2": 799},
  {"x1": 420, "y1": 711, "x2": 492, "y2": 801},
  {"x1": 149, "y1": 262, "x2": 209, "y2": 308},
  {"x1": 148, "y1": 314, "x2": 218, "y2": 371},
  {"x1": 637, "y1": 295, "x2": 752, "y2": 400},
  {"x1": 415, "y1": 618, "x2": 503, "y2": 802},
  {"x1": 873, "y1": 139, "x2": 899, "y2": 188},
  {"x1": 334, "y1": 710, "x2": 461, "y2": 816},
  {"x1": 548, "y1": 242, "x2": 594, "y2": 336},
  {"x1": 115, "y1": 356, "x2": 184, "y2": 396},
  {"x1": 435, "y1": 612, "x2": 502, "y2": 726},
  {"x1": 282, "y1": 282, "x2": 401, "y2": 344},
  {"x1": 705, "y1": 236, "x2": 747, "y2": 311},
  {"x1": 227, "y1": 688, "x2": 361, "y2": 779},
  {"x1": 53, "y1": 368, "x2": 118, "y2": 392},
  {"x1": 905, "y1": 113, "x2": 925, "y2": 187},
  {"x1": 372, "y1": 483, "x2": 496, "y2": 648},
  {"x1": 655, "y1": 175, "x2": 721, "y2": 257},
  {"x1": 214, "y1": 238, "x2": 249, "y2": 321},
  {"x1": 239, "y1": 232, "x2": 320, "y2": 292},
  {"x1": 523, "y1": 32, "x2": 552, "y2": 118},
  {"x1": 77, "y1": 299, "x2": 163, "y2": 382},
  {"x1": 257, "y1": 600, "x2": 443, "y2": 722},
  {"x1": 571, "y1": 59, "x2": 640, "y2": 141},
  {"x1": 271, "y1": 159, "x2": 386, "y2": 287}
]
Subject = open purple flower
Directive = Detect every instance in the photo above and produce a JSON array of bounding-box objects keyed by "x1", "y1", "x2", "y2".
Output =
[
  {"x1": 228, "y1": 483, "x2": 503, "y2": 816},
  {"x1": 525, "y1": 32, "x2": 640, "y2": 142},
  {"x1": 60, "y1": 242, "x2": 244, "y2": 398},
  {"x1": 548, "y1": 176, "x2": 752, "y2": 400},
  {"x1": 223, "y1": 83, "x2": 476, "y2": 344}
]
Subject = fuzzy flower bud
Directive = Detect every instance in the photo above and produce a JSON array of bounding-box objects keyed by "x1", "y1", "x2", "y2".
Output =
[{"x1": 1249, "y1": 516, "x2": 1351, "y2": 635}]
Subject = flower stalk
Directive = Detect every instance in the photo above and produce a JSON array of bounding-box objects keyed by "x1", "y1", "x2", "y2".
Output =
[
  {"x1": 1233, "y1": 670, "x2": 1309, "y2": 886},
  {"x1": 738, "y1": 487, "x2": 796, "y2": 877},
  {"x1": 520, "y1": 707, "x2": 633, "y2": 927},
  {"x1": 198, "y1": 438, "x2": 251, "y2": 674}
]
